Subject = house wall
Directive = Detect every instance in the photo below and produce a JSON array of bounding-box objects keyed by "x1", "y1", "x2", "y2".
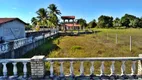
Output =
[{"x1": 0, "y1": 20, "x2": 25, "y2": 41}]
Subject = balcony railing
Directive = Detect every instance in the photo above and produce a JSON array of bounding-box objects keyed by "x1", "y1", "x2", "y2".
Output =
[{"x1": 0, "y1": 56, "x2": 142, "y2": 79}]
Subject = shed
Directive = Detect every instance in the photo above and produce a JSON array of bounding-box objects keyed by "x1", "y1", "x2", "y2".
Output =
[{"x1": 0, "y1": 18, "x2": 27, "y2": 41}]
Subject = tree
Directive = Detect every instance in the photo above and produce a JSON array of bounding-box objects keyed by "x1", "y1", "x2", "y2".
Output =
[
  {"x1": 113, "y1": 17, "x2": 121, "y2": 27},
  {"x1": 36, "y1": 8, "x2": 47, "y2": 21},
  {"x1": 88, "y1": 19, "x2": 97, "y2": 28},
  {"x1": 138, "y1": 17, "x2": 142, "y2": 28},
  {"x1": 31, "y1": 17, "x2": 38, "y2": 26},
  {"x1": 31, "y1": 4, "x2": 61, "y2": 31},
  {"x1": 25, "y1": 24, "x2": 33, "y2": 30},
  {"x1": 129, "y1": 18, "x2": 139, "y2": 28},
  {"x1": 48, "y1": 4, "x2": 61, "y2": 28},
  {"x1": 48, "y1": 4, "x2": 61, "y2": 15},
  {"x1": 36, "y1": 8, "x2": 48, "y2": 27},
  {"x1": 97, "y1": 15, "x2": 113, "y2": 28},
  {"x1": 121, "y1": 14, "x2": 136, "y2": 28},
  {"x1": 77, "y1": 18, "x2": 87, "y2": 29}
]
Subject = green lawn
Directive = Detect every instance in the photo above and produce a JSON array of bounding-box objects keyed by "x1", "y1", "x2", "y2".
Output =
[{"x1": 45, "y1": 28, "x2": 142, "y2": 75}]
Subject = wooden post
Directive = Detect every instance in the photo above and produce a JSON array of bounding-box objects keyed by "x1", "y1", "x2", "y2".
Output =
[{"x1": 130, "y1": 36, "x2": 132, "y2": 52}]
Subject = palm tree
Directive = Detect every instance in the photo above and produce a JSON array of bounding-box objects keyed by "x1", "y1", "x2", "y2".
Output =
[
  {"x1": 48, "y1": 4, "x2": 61, "y2": 15},
  {"x1": 48, "y1": 4, "x2": 61, "y2": 30},
  {"x1": 36, "y1": 8, "x2": 48, "y2": 30},
  {"x1": 31, "y1": 17, "x2": 38, "y2": 26},
  {"x1": 36, "y1": 8, "x2": 47, "y2": 21}
]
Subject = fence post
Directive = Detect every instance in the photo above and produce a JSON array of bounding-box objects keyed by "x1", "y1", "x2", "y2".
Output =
[
  {"x1": 116, "y1": 34, "x2": 118, "y2": 44},
  {"x1": 130, "y1": 36, "x2": 132, "y2": 52},
  {"x1": 8, "y1": 41, "x2": 15, "y2": 58},
  {"x1": 31, "y1": 55, "x2": 45, "y2": 79},
  {"x1": 138, "y1": 54, "x2": 142, "y2": 75},
  {"x1": 107, "y1": 33, "x2": 108, "y2": 40}
]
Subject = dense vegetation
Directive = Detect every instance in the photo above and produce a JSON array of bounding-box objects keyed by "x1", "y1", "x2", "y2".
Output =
[
  {"x1": 82, "y1": 14, "x2": 142, "y2": 29},
  {"x1": 30, "y1": 4, "x2": 61, "y2": 30}
]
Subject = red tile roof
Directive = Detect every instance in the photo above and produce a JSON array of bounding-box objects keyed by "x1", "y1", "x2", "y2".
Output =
[
  {"x1": 0, "y1": 18, "x2": 27, "y2": 25},
  {"x1": 61, "y1": 16, "x2": 75, "y2": 19},
  {"x1": 65, "y1": 23, "x2": 80, "y2": 27}
]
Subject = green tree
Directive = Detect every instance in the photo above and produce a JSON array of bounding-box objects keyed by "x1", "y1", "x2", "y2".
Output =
[
  {"x1": 31, "y1": 17, "x2": 38, "y2": 26},
  {"x1": 138, "y1": 17, "x2": 142, "y2": 28},
  {"x1": 77, "y1": 18, "x2": 87, "y2": 29},
  {"x1": 36, "y1": 8, "x2": 47, "y2": 21},
  {"x1": 113, "y1": 17, "x2": 121, "y2": 27},
  {"x1": 97, "y1": 15, "x2": 113, "y2": 28},
  {"x1": 25, "y1": 24, "x2": 33, "y2": 30},
  {"x1": 48, "y1": 4, "x2": 61, "y2": 15},
  {"x1": 36, "y1": 8, "x2": 48, "y2": 27},
  {"x1": 48, "y1": 4, "x2": 61, "y2": 28},
  {"x1": 88, "y1": 19, "x2": 97, "y2": 28},
  {"x1": 129, "y1": 18, "x2": 139, "y2": 28},
  {"x1": 121, "y1": 14, "x2": 136, "y2": 28}
]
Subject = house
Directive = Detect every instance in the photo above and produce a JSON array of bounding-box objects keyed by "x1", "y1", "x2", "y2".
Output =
[
  {"x1": 0, "y1": 18, "x2": 27, "y2": 42},
  {"x1": 65, "y1": 23, "x2": 80, "y2": 30},
  {"x1": 61, "y1": 16, "x2": 81, "y2": 30}
]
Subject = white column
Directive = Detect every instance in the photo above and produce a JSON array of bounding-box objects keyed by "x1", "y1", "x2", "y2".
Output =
[
  {"x1": 60, "y1": 62, "x2": 64, "y2": 77},
  {"x1": 50, "y1": 62, "x2": 54, "y2": 77},
  {"x1": 12, "y1": 62, "x2": 17, "y2": 77},
  {"x1": 121, "y1": 61, "x2": 125, "y2": 75},
  {"x1": 100, "y1": 61, "x2": 105, "y2": 76},
  {"x1": 110, "y1": 61, "x2": 115, "y2": 75},
  {"x1": 80, "y1": 61, "x2": 84, "y2": 76},
  {"x1": 23, "y1": 62, "x2": 27, "y2": 78},
  {"x1": 70, "y1": 61, "x2": 74, "y2": 76},
  {"x1": 2, "y1": 63, "x2": 7, "y2": 78},
  {"x1": 90, "y1": 61, "x2": 94, "y2": 75},
  {"x1": 131, "y1": 61, "x2": 136, "y2": 75}
]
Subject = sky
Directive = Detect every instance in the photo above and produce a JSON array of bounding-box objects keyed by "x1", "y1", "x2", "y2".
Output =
[{"x1": 0, "y1": 0, "x2": 142, "y2": 23}]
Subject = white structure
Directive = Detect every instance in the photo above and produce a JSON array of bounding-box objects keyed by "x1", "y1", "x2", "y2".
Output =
[{"x1": 0, "y1": 18, "x2": 27, "y2": 41}]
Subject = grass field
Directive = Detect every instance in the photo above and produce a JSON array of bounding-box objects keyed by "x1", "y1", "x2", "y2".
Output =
[
  {"x1": 10, "y1": 28, "x2": 142, "y2": 76},
  {"x1": 45, "y1": 28, "x2": 142, "y2": 75}
]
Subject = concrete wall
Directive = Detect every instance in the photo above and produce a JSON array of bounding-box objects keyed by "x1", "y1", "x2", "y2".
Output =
[
  {"x1": 0, "y1": 20, "x2": 25, "y2": 41},
  {"x1": 0, "y1": 33, "x2": 59, "y2": 59},
  {"x1": 26, "y1": 30, "x2": 51, "y2": 38}
]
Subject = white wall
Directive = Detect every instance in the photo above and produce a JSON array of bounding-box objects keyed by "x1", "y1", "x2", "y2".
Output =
[{"x1": 0, "y1": 20, "x2": 26, "y2": 41}]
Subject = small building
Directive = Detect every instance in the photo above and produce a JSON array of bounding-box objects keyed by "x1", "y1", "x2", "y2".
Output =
[
  {"x1": 0, "y1": 18, "x2": 27, "y2": 42},
  {"x1": 61, "y1": 16, "x2": 81, "y2": 30},
  {"x1": 65, "y1": 23, "x2": 80, "y2": 30}
]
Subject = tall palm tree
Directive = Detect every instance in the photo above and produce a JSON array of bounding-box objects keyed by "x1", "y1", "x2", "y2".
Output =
[
  {"x1": 48, "y1": 4, "x2": 61, "y2": 29},
  {"x1": 36, "y1": 8, "x2": 48, "y2": 30},
  {"x1": 36, "y1": 8, "x2": 47, "y2": 21},
  {"x1": 48, "y1": 4, "x2": 61, "y2": 15}
]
